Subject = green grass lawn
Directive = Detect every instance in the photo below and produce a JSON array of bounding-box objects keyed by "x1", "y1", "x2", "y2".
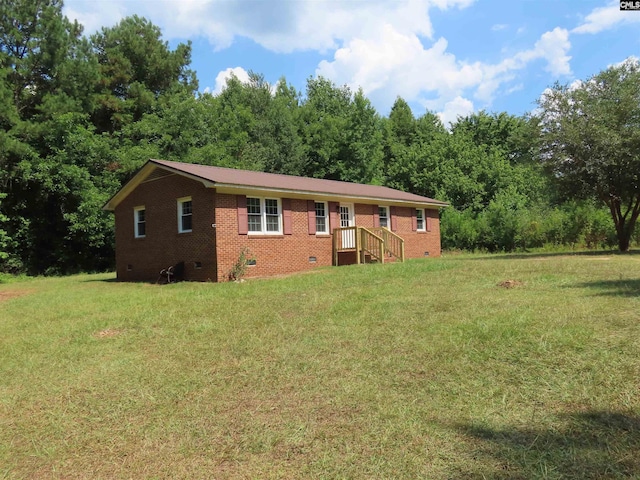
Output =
[{"x1": 1, "y1": 252, "x2": 639, "y2": 479}]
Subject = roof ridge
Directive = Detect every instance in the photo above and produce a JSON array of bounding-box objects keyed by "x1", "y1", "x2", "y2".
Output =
[
  {"x1": 145, "y1": 158, "x2": 448, "y2": 207},
  {"x1": 151, "y1": 158, "x2": 392, "y2": 188}
]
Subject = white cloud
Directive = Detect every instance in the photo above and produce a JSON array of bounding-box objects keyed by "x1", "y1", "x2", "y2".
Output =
[
  {"x1": 64, "y1": 0, "x2": 477, "y2": 53},
  {"x1": 317, "y1": 26, "x2": 482, "y2": 105},
  {"x1": 506, "y1": 83, "x2": 524, "y2": 95},
  {"x1": 530, "y1": 27, "x2": 572, "y2": 77},
  {"x1": 497, "y1": 28, "x2": 571, "y2": 77},
  {"x1": 491, "y1": 24, "x2": 508, "y2": 31},
  {"x1": 610, "y1": 55, "x2": 640, "y2": 69},
  {"x1": 569, "y1": 79, "x2": 583, "y2": 91},
  {"x1": 572, "y1": 1, "x2": 640, "y2": 34},
  {"x1": 475, "y1": 27, "x2": 571, "y2": 103},
  {"x1": 204, "y1": 67, "x2": 251, "y2": 95},
  {"x1": 437, "y1": 96, "x2": 474, "y2": 127},
  {"x1": 62, "y1": 0, "x2": 575, "y2": 121},
  {"x1": 64, "y1": 2, "x2": 127, "y2": 35},
  {"x1": 317, "y1": 24, "x2": 570, "y2": 116}
]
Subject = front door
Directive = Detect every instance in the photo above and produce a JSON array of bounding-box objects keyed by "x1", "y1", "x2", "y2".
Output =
[{"x1": 339, "y1": 203, "x2": 355, "y2": 248}]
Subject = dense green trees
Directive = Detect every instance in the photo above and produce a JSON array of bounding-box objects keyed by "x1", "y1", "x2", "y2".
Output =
[
  {"x1": 538, "y1": 59, "x2": 640, "y2": 251},
  {"x1": 90, "y1": 15, "x2": 197, "y2": 134},
  {"x1": 0, "y1": 2, "x2": 634, "y2": 274},
  {"x1": 1, "y1": 0, "x2": 103, "y2": 273},
  {"x1": 0, "y1": 1, "x2": 195, "y2": 273},
  {"x1": 298, "y1": 78, "x2": 383, "y2": 183}
]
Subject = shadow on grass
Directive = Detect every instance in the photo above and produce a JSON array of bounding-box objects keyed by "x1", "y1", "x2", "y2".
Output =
[
  {"x1": 81, "y1": 277, "x2": 119, "y2": 283},
  {"x1": 571, "y1": 278, "x2": 640, "y2": 297},
  {"x1": 80, "y1": 277, "x2": 190, "y2": 285},
  {"x1": 460, "y1": 249, "x2": 640, "y2": 262},
  {"x1": 449, "y1": 411, "x2": 640, "y2": 479}
]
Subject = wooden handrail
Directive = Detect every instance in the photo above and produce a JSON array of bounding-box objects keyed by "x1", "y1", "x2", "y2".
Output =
[
  {"x1": 370, "y1": 227, "x2": 405, "y2": 262},
  {"x1": 333, "y1": 226, "x2": 401, "y2": 265},
  {"x1": 333, "y1": 226, "x2": 358, "y2": 252},
  {"x1": 360, "y1": 227, "x2": 384, "y2": 264}
]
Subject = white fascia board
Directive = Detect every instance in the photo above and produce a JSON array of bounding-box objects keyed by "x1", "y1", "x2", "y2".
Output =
[
  {"x1": 211, "y1": 183, "x2": 448, "y2": 208},
  {"x1": 103, "y1": 163, "x2": 215, "y2": 211}
]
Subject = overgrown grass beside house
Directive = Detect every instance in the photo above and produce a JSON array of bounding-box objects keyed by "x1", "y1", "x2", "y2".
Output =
[{"x1": 1, "y1": 252, "x2": 639, "y2": 479}]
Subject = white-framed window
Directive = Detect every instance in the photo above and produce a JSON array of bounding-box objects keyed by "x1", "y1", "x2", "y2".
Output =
[
  {"x1": 178, "y1": 197, "x2": 192, "y2": 233},
  {"x1": 378, "y1": 206, "x2": 389, "y2": 228},
  {"x1": 134, "y1": 206, "x2": 146, "y2": 238},
  {"x1": 416, "y1": 208, "x2": 425, "y2": 231},
  {"x1": 247, "y1": 197, "x2": 261, "y2": 232},
  {"x1": 315, "y1": 201, "x2": 328, "y2": 234},
  {"x1": 247, "y1": 197, "x2": 282, "y2": 234}
]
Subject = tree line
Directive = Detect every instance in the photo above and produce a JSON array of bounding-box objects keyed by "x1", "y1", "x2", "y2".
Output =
[{"x1": 1, "y1": 0, "x2": 638, "y2": 275}]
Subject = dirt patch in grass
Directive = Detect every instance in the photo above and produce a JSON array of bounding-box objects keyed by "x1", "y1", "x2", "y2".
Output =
[
  {"x1": 0, "y1": 290, "x2": 32, "y2": 302},
  {"x1": 93, "y1": 328, "x2": 123, "y2": 338},
  {"x1": 497, "y1": 280, "x2": 524, "y2": 289}
]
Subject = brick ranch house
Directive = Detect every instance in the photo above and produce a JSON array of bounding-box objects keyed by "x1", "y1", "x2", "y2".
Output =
[{"x1": 104, "y1": 159, "x2": 448, "y2": 282}]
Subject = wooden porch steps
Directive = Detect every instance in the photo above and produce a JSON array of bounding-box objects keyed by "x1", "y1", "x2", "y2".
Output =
[{"x1": 332, "y1": 226, "x2": 405, "y2": 266}]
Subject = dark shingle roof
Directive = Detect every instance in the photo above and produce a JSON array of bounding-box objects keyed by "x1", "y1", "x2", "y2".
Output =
[{"x1": 150, "y1": 159, "x2": 447, "y2": 206}]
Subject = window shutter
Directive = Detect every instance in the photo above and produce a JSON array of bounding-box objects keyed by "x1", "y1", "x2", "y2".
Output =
[
  {"x1": 307, "y1": 200, "x2": 316, "y2": 235},
  {"x1": 329, "y1": 201, "x2": 339, "y2": 233},
  {"x1": 411, "y1": 209, "x2": 417, "y2": 231},
  {"x1": 426, "y1": 214, "x2": 432, "y2": 232},
  {"x1": 390, "y1": 206, "x2": 398, "y2": 232},
  {"x1": 373, "y1": 205, "x2": 380, "y2": 228},
  {"x1": 237, "y1": 195, "x2": 248, "y2": 235},
  {"x1": 283, "y1": 198, "x2": 292, "y2": 235}
]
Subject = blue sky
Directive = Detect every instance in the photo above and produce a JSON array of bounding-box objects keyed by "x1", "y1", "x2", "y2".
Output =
[{"x1": 64, "y1": 0, "x2": 640, "y2": 125}]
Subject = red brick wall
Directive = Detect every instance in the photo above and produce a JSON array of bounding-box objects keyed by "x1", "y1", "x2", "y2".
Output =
[
  {"x1": 215, "y1": 194, "x2": 335, "y2": 281},
  {"x1": 355, "y1": 203, "x2": 375, "y2": 228},
  {"x1": 390, "y1": 206, "x2": 442, "y2": 259},
  {"x1": 114, "y1": 174, "x2": 217, "y2": 282},
  {"x1": 113, "y1": 174, "x2": 442, "y2": 282},
  {"x1": 215, "y1": 194, "x2": 441, "y2": 281}
]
